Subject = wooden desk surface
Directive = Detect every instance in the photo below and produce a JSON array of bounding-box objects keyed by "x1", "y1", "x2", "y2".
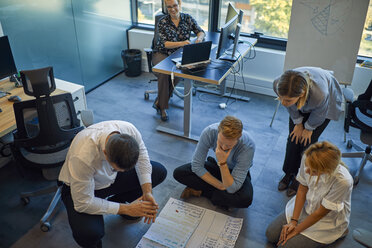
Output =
[
  {"x1": 0, "y1": 79, "x2": 65, "y2": 137},
  {"x1": 152, "y1": 32, "x2": 257, "y2": 85}
]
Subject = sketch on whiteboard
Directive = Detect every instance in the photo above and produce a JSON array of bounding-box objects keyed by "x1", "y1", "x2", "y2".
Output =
[{"x1": 299, "y1": 0, "x2": 353, "y2": 36}]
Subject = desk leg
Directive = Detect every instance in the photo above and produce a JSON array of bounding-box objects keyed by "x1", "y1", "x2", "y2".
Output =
[
  {"x1": 183, "y1": 79, "x2": 192, "y2": 137},
  {"x1": 156, "y1": 79, "x2": 199, "y2": 142}
]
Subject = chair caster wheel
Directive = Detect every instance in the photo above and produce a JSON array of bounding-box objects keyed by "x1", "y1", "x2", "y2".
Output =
[
  {"x1": 347, "y1": 140, "x2": 353, "y2": 149},
  {"x1": 144, "y1": 93, "x2": 149, "y2": 100},
  {"x1": 40, "y1": 222, "x2": 51, "y2": 232},
  {"x1": 192, "y1": 88, "x2": 196, "y2": 96},
  {"x1": 21, "y1": 197, "x2": 30, "y2": 205}
]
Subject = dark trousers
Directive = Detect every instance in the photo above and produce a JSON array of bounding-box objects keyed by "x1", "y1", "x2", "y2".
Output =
[
  {"x1": 173, "y1": 158, "x2": 253, "y2": 208},
  {"x1": 61, "y1": 161, "x2": 167, "y2": 248},
  {"x1": 282, "y1": 113, "x2": 330, "y2": 175},
  {"x1": 152, "y1": 52, "x2": 180, "y2": 110}
]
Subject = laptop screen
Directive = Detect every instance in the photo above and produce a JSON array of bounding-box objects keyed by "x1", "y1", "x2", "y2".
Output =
[{"x1": 181, "y1": 41, "x2": 212, "y2": 65}]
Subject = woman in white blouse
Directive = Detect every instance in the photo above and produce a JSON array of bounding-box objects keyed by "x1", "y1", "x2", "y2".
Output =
[{"x1": 266, "y1": 141, "x2": 353, "y2": 248}]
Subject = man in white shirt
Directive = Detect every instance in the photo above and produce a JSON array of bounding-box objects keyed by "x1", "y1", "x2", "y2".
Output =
[{"x1": 59, "y1": 120, "x2": 167, "y2": 248}]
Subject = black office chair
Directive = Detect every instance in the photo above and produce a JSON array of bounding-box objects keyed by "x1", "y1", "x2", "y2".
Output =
[
  {"x1": 144, "y1": 12, "x2": 165, "y2": 100},
  {"x1": 11, "y1": 66, "x2": 84, "y2": 232},
  {"x1": 342, "y1": 79, "x2": 372, "y2": 186}
]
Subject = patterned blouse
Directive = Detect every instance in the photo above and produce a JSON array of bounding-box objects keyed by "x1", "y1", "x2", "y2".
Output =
[{"x1": 154, "y1": 12, "x2": 204, "y2": 55}]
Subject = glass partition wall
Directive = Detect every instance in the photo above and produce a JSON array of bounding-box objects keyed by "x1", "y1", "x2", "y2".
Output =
[{"x1": 0, "y1": 0, "x2": 131, "y2": 91}]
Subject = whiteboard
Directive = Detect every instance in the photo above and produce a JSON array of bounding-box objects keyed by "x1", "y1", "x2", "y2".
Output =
[{"x1": 284, "y1": 0, "x2": 370, "y2": 85}]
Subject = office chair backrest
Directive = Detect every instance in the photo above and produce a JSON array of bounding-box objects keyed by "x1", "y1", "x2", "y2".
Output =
[
  {"x1": 344, "y1": 80, "x2": 372, "y2": 134},
  {"x1": 13, "y1": 67, "x2": 83, "y2": 155},
  {"x1": 20, "y1": 66, "x2": 56, "y2": 98}
]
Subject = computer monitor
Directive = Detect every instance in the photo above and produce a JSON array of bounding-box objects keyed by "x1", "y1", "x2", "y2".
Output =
[
  {"x1": 216, "y1": 14, "x2": 238, "y2": 61},
  {"x1": 225, "y1": 2, "x2": 239, "y2": 24},
  {"x1": 0, "y1": 36, "x2": 17, "y2": 81},
  {"x1": 231, "y1": 10, "x2": 244, "y2": 59}
]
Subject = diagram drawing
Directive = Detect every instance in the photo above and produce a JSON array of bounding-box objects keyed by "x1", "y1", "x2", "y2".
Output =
[{"x1": 299, "y1": 0, "x2": 353, "y2": 36}]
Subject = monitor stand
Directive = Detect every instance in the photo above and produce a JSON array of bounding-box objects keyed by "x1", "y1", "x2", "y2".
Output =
[{"x1": 218, "y1": 52, "x2": 239, "y2": 62}]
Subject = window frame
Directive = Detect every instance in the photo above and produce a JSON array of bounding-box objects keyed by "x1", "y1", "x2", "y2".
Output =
[{"x1": 132, "y1": 0, "x2": 370, "y2": 61}]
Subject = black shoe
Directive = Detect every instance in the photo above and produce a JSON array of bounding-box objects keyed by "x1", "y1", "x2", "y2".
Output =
[
  {"x1": 286, "y1": 178, "x2": 299, "y2": 197},
  {"x1": 160, "y1": 109, "x2": 168, "y2": 121},
  {"x1": 278, "y1": 174, "x2": 293, "y2": 191},
  {"x1": 152, "y1": 99, "x2": 160, "y2": 114}
]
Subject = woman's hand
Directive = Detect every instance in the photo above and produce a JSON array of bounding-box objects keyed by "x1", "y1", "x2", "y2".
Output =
[
  {"x1": 290, "y1": 124, "x2": 304, "y2": 144},
  {"x1": 277, "y1": 222, "x2": 298, "y2": 246},
  {"x1": 300, "y1": 129, "x2": 313, "y2": 146},
  {"x1": 181, "y1": 40, "x2": 191, "y2": 46}
]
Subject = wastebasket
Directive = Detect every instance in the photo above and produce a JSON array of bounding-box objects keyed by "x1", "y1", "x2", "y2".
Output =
[{"x1": 121, "y1": 49, "x2": 142, "y2": 77}]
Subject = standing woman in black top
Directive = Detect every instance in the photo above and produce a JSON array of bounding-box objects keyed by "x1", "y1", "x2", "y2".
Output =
[{"x1": 152, "y1": 0, "x2": 205, "y2": 121}]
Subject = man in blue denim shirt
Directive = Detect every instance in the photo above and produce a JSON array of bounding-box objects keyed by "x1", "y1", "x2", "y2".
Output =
[{"x1": 173, "y1": 116, "x2": 255, "y2": 209}]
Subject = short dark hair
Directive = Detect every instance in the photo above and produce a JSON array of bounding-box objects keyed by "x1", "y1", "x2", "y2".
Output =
[{"x1": 105, "y1": 133, "x2": 139, "y2": 170}]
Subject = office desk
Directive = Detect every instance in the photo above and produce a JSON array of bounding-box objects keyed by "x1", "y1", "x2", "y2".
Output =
[
  {"x1": 0, "y1": 79, "x2": 86, "y2": 138},
  {"x1": 152, "y1": 32, "x2": 257, "y2": 141}
]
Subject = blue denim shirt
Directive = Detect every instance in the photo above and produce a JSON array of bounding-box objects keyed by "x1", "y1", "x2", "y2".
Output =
[
  {"x1": 191, "y1": 123, "x2": 255, "y2": 194},
  {"x1": 274, "y1": 67, "x2": 343, "y2": 130}
]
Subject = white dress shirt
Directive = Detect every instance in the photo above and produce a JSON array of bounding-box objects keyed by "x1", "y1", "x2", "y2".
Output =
[
  {"x1": 285, "y1": 156, "x2": 353, "y2": 244},
  {"x1": 59, "y1": 120, "x2": 152, "y2": 215}
]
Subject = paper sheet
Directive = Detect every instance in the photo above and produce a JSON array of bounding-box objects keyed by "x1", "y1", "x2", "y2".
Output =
[{"x1": 137, "y1": 198, "x2": 243, "y2": 248}]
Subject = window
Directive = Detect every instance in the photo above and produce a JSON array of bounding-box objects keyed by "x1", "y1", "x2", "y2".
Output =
[
  {"x1": 136, "y1": 0, "x2": 371, "y2": 58},
  {"x1": 360, "y1": 3, "x2": 372, "y2": 58},
  {"x1": 137, "y1": 0, "x2": 209, "y2": 30},
  {"x1": 220, "y1": 0, "x2": 292, "y2": 39}
]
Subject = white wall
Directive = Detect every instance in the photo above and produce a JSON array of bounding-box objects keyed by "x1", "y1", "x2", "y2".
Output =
[{"x1": 128, "y1": 28, "x2": 372, "y2": 97}]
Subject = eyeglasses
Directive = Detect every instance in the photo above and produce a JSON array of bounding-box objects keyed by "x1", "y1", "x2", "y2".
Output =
[{"x1": 166, "y1": 4, "x2": 178, "y2": 9}]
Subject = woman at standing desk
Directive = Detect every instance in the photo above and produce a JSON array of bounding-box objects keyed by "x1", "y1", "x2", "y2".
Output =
[
  {"x1": 274, "y1": 67, "x2": 343, "y2": 197},
  {"x1": 152, "y1": 0, "x2": 205, "y2": 121}
]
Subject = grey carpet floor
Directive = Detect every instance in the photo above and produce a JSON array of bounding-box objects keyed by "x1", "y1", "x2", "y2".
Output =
[{"x1": 3, "y1": 72, "x2": 372, "y2": 248}]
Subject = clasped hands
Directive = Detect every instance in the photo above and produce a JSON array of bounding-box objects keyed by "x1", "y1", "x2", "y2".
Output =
[
  {"x1": 119, "y1": 193, "x2": 159, "y2": 224},
  {"x1": 277, "y1": 221, "x2": 299, "y2": 246},
  {"x1": 290, "y1": 123, "x2": 313, "y2": 146}
]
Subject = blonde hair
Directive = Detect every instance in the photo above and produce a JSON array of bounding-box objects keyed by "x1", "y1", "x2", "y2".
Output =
[
  {"x1": 304, "y1": 141, "x2": 347, "y2": 184},
  {"x1": 277, "y1": 70, "x2": 312, "y2": 109},
  {"x1": 218, "y1": 116, "x2": 243, "y2": 139}
]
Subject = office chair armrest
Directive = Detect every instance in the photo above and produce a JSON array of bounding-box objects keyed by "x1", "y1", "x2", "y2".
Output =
[
  {"x1": 144, "y1": 48, "x2": 152, "y2": 54},
  {"x1": 343, "y1": 88, "x2": 354, "y2": 103},
  {"x1": 144, "y1": 48, "x2": 154, "y2": 73},
  {"x1": 348, "y1": 100, "x2": 372, "y2": 133}
]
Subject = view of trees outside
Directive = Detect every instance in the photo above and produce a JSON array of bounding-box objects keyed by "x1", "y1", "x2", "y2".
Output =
[
  {"x1": 137, "y1": 0, "x2": 371, "y2": 58},
  {"x1": 136, "y1": 0, "x2": 209, "y2": 30},
  {"x1": 360, "y1": 3, "x2": 372, "y2": 58}
]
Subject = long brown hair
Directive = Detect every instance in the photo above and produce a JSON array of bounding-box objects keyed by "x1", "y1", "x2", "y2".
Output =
[{"x1": 277, "y1": 70, "x2": 312, "y2": 109}]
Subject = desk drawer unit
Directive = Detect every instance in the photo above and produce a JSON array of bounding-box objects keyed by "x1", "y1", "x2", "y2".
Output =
[{"x1": 55, "y1": 79, "x2": 87, "y2": 122}]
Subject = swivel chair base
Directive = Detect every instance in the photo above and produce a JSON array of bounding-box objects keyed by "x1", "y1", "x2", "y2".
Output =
[
  {"x1": 342, "y1": 140, "x2": 372, "y2": 185},
  {"x1": 21, "y1": 184, "x2": 61, "y2": 232}
]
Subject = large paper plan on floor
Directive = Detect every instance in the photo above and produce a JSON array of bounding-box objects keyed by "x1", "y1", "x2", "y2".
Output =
[{"x1": 136, "y1": 198, "x2": 243, "y2": 248}]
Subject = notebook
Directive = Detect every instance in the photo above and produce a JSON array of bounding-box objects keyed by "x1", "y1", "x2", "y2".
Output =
[{"x1": 172, "y1": 41, "x2": 213, "y2": 70}]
